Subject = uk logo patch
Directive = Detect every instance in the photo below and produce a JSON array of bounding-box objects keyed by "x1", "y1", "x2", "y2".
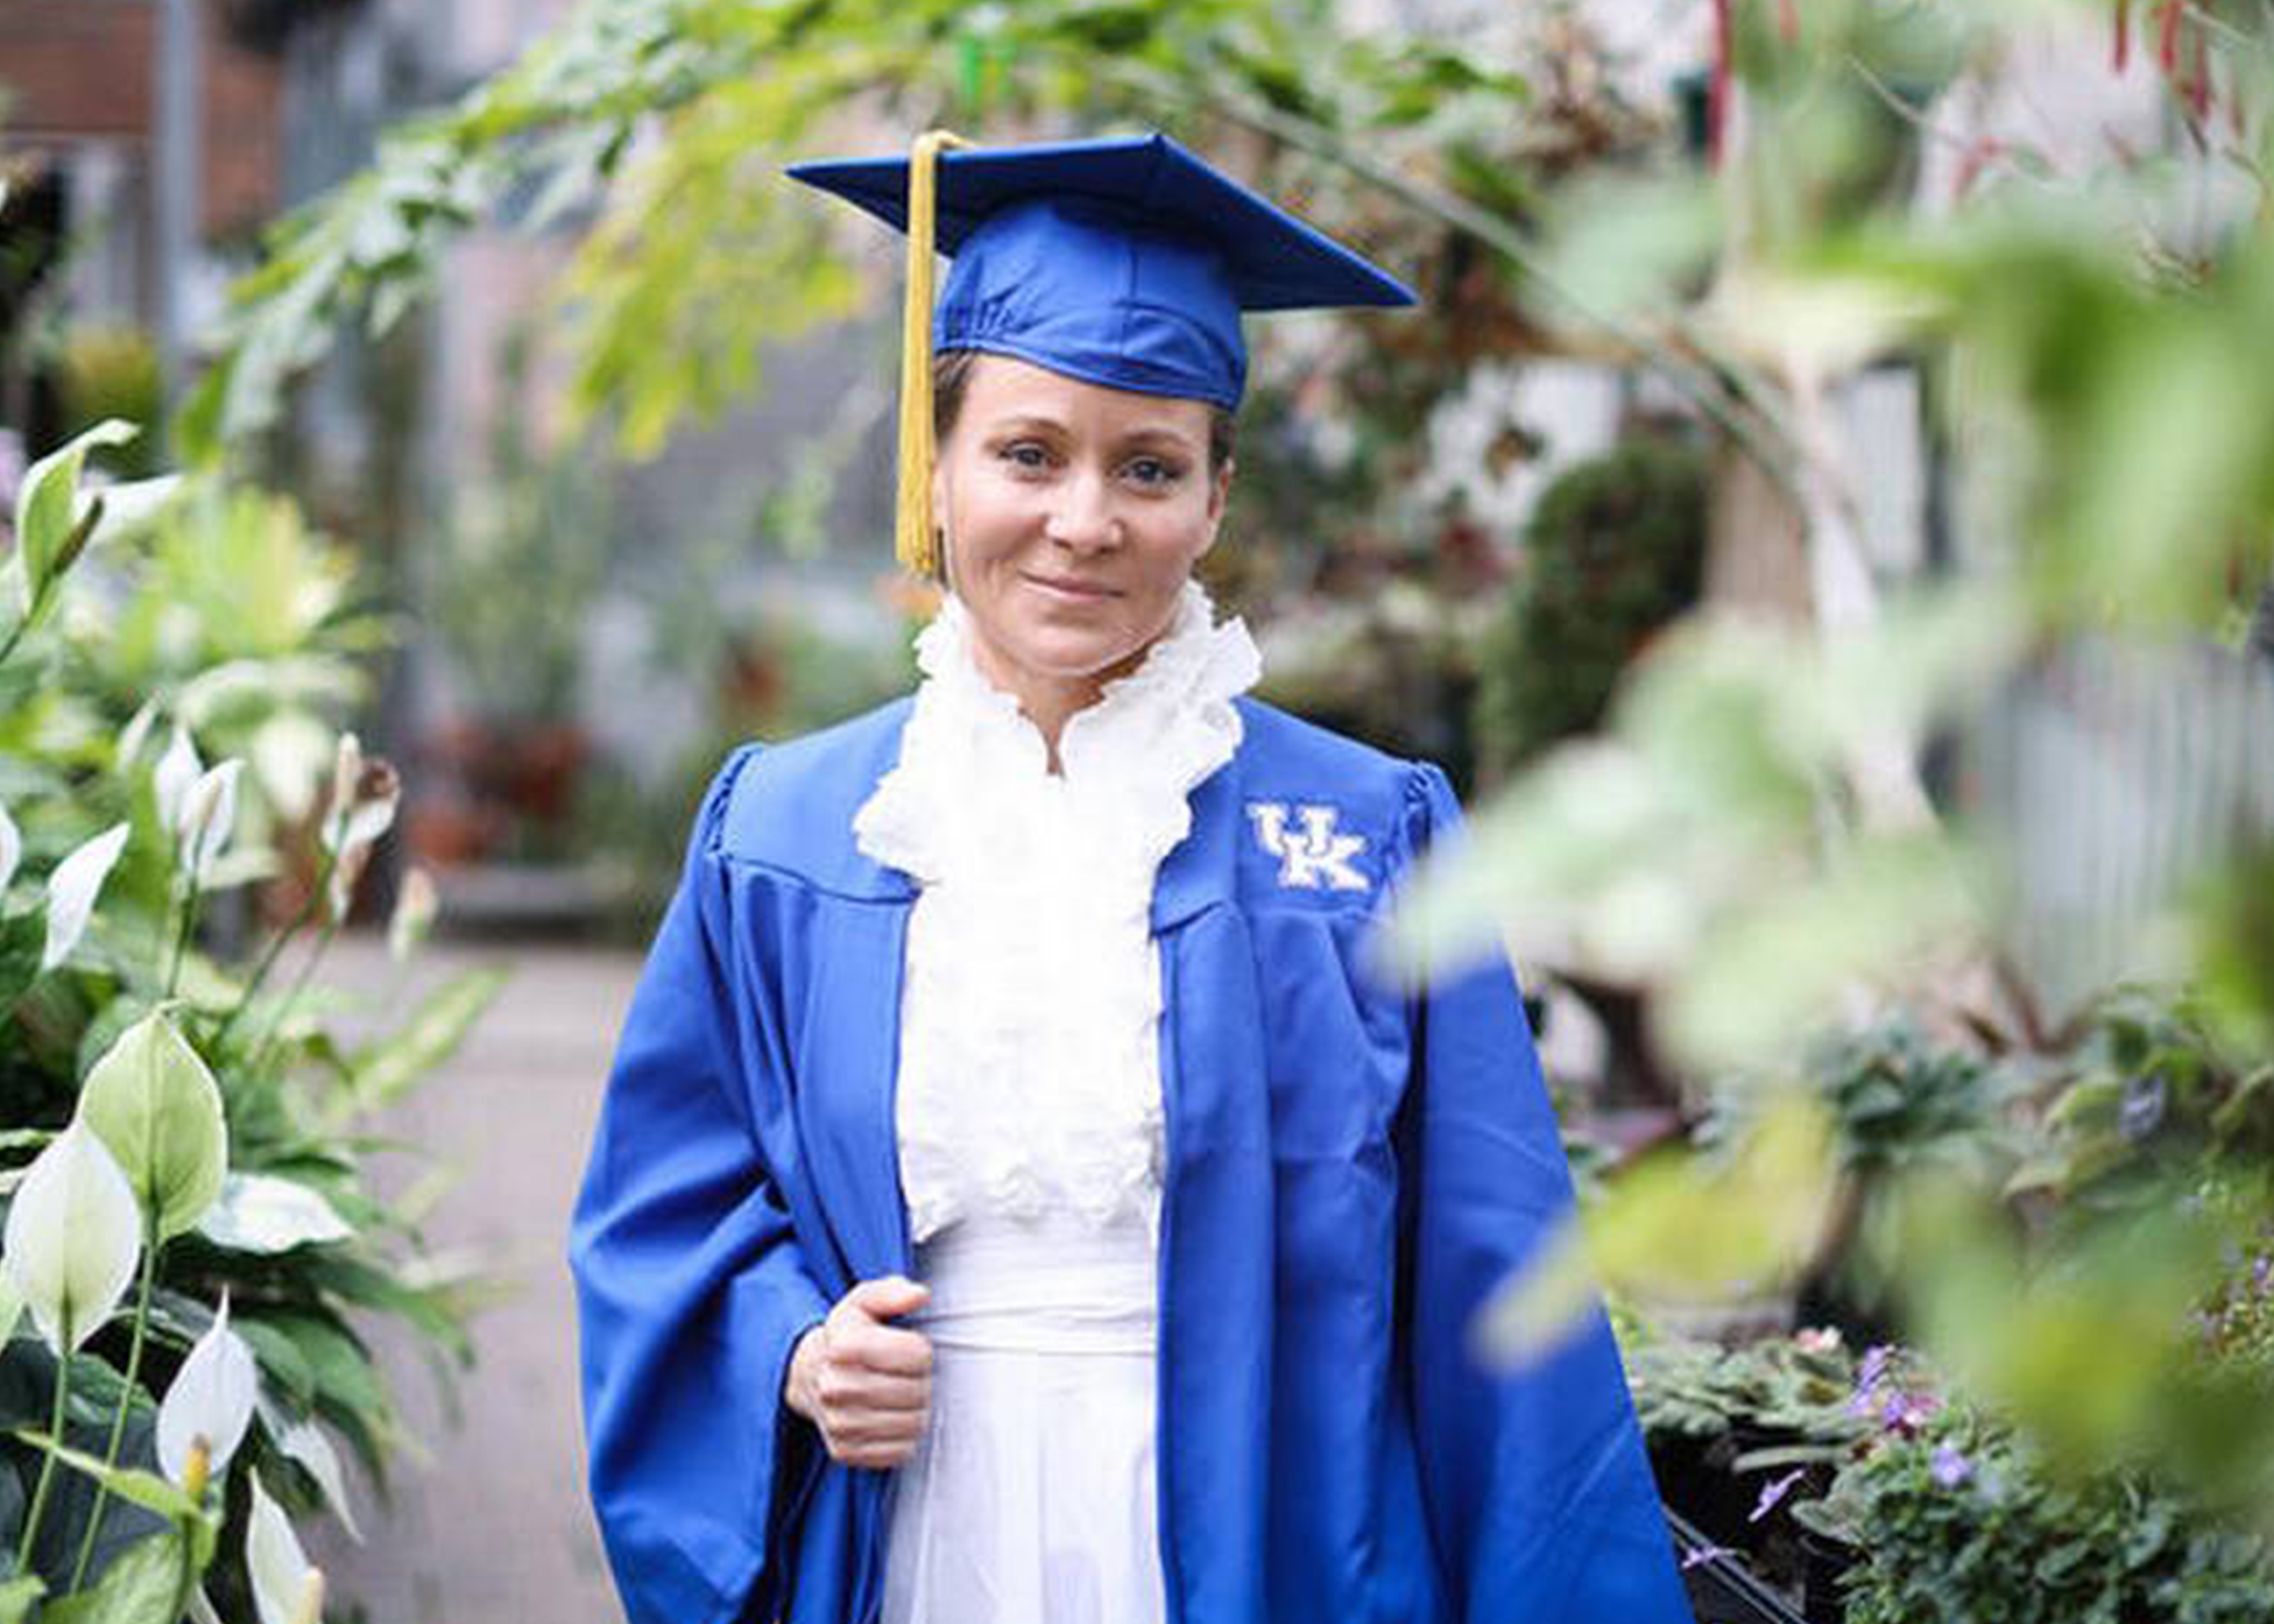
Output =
[{"x1": 1247, "y1": 801, "x2": 1371, "y2": 892}]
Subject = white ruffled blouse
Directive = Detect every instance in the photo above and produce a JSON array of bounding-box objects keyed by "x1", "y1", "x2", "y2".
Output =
[{"x1": 851, "y1": 580, "x2": 1263, "y2": 1244}]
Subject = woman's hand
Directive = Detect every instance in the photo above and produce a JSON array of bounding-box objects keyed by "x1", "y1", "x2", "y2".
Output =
[{"x1": 785, "y1": 1276, "x2": 934, "y2": 1469}]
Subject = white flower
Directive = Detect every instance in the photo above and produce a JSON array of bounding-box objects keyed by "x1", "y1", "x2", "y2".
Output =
[
  {"x1": 41, "y1": 822, "x2": 131, "y2": 974},
  {"x1": 246, "y1": 1474, "x2": 325, "y2": 1624},
  {"x1": 320, "y1": 733, "x2": 399, "y2": 922},
  {"x1": 2, "y1": 1120, "x2": 141, "y2": 1354},
  {"x1": 153, "y1": 728, "x2": 204, "y2": 835},
  {"x1": 115, "y1": 696, "x2": 162, "y2": 776},
  {"x1": 0, "y1": 799, "x2": 19, "y2": 896},
  {"x1": 177, "y1": 758, "x2": 244, "y2": 884},
  {"x1": 320, "y1": 733, "x2": 399, "y2": 859},
  {"x1": 157, "y1": 1294, "x2": 257, "y2": 1488},
  {"x1": 277, "y1": 1419, "x2": 363, "y2": 1542}
]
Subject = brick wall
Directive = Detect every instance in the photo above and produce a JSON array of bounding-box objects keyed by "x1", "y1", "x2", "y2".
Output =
[
  {"x1": 0, "y1": 2, "x2": 156, "y2": 140},
  {"x1": 0, "y1": 0, "x2": 283, "y2": 238}
]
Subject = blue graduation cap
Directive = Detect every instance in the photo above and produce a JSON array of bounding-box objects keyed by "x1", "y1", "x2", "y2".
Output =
[{"x1": 785, "y1": 130, "x2": 1416, "y2": 575}]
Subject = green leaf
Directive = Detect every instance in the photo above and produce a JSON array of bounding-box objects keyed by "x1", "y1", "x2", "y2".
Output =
[
  {"x1": 0, "y1": 1574, "x2": 43, "y2": 1624},
  {"x1": 12, "y1": 420, "x2": 139, "y2": 612},
  {"x1": 232, "y1": 1318, "x2": 318, "y2": 1410},
  {"x1": 1476, "y1": 1099, "x2": 1837, "y2": 1362},
  {"x1": 243, "y1": 1311, "x2": 384, "y2": 1423},
  {"x1": 348, "y1": 966, "x2": 508, "y2": 1112},
  {"x1": 78, "y1": 1010, "x2": 230, "y2": 1242},
  {"x1": 11, "y1": 1432, "x2": 200, "y2": 1520},
  {"x1": 40, "y1": 1527, "x2": 188, "y2": 1624}
]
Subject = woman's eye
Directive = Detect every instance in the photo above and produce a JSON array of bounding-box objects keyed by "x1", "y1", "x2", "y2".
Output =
[
  {"x1": 1122, "y1": 456, "x2": 1184, "y2": 488},
  {"x1": 999, "y1": 443, "x2": 1052, "y2": 471}
]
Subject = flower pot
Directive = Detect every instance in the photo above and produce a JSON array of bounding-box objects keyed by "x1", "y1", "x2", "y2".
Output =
[{"x1": 1801, "y1": 1527, "x2": 1857, "y2": 1624}]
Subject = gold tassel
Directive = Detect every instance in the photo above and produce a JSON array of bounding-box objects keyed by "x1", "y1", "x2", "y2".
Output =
[{"x1": 896, "y1": 128, "x2": 969, "y2": 578}]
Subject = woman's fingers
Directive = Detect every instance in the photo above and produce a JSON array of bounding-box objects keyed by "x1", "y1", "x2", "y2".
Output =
[
  {"x1": 804, "y1": 1274, "x2": 936, "y2": 1467},
  {"x1": 841, "y1": 1320, "x2": 934, "y2": 1378},
  {"x1": 845, "y1": 1273, "x2": 931, "y2": 1322}
]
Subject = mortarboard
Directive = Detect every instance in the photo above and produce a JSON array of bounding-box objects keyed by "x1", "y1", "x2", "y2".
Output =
[{"x1": 785, "y1": 130, "x2": 1416, "y2": 577}]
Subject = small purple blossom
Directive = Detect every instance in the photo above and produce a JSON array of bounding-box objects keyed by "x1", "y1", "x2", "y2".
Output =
[
  {"x1": 1681, "y1": 1542, "x2": 1737, "y2": 1571},
  {"x1": 2252, "y1": 1255, "x2": 2272, "y2": 1297},
  {"x1": 1749, "y1": 1468, "x2": 1806, "y2": 1524},
  {"x1": 2118, "y1": 1072, "x2": 2168, "y2": 1142},
  {"x1": 1878, "y1": 1389, "x2": 1942, "y2": 1434},
  {"x1": 1930, "y1": 1445, "x2": 1972, "y2": 1488},
  {"x1": 1857, "y1": 1344, "x2": 1893, "y2": 1393}
]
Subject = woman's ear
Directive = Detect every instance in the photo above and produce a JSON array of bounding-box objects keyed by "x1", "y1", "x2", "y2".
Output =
[{"x1": 1201, "y1": 457, "x2": 1234, "y2": 550}]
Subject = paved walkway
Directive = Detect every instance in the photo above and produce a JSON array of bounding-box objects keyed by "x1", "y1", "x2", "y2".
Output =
[{"x1": 305, "y1": 935, "x2": 642, "y2": 1623}]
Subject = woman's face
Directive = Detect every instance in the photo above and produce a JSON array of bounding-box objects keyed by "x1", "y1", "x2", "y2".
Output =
[{"x1": 936, "y1": 353, "x2": 1230, "y2": 714}]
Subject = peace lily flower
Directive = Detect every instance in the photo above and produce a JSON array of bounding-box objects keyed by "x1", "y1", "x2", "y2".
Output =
[
  {"x1": 320, "y1": 733, "x2": 400, "y2": 922},
  {"x1": 246, "y1": 1474, "x2": 326, "y2": 1624},
  {"x1": 115, "y1": 695, "x2": 162, "y2": 775},
  {"x1": 1, "y1": 1119, "x2": 140, "y2": 1353},
  {"x1": 177, "y1": 758, "x2": 244, "y2": 885},
  {"x1": 0, "y1": 799, "x2": 19, "y2": 896},
  {"x1": 41, "y1": 822, "x2": 130, "y2": 972},
  {"x1": 157, "y1": 1294, "x2": 257, "y2": 1488},
  {"x1": 153, "y1": 728, "x2": 203, "y2": 834}
]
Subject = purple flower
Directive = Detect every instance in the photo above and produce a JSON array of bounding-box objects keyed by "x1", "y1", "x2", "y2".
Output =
[
  {"x1": 1849, "y1": 1343, "x2": 1897, "y2": 1417},
  {"x1": 1681, "y1": 1542, "x2": 1737, "y2": 1571},
  {"x1": 1930, "y1": 1444, "x2": 1972, "y2": 1488},
  {"x1": 2119, "y1": 1073, "x2": 2168, "y2": 1142},
  {"x1": 2252, "y1": 1255, "x2": 2272, "y2": 1297},
  {"x1": 1857, "y1": 1344, "x2": 1893, "y2": 1393},
  {"x1": 1878, "y1": 1389, "x2": 1943, "y2": 1434},
  {"x1": 1749, "y1": 1468, "x2": 1806, "y2": 1524}
]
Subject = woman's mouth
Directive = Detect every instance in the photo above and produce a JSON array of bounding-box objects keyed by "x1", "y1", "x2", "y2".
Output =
[{"x1": 1022, "y1": 572, "x2": 1120, "y2": 603}]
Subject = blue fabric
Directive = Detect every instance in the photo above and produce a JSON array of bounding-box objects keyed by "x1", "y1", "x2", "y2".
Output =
[
  {"x1": 569, "y1": 698, "x2": 1694, "y2": 1624},
  {"x1": 784, "y1": 132, "x2": 1416, "y2": 408}
]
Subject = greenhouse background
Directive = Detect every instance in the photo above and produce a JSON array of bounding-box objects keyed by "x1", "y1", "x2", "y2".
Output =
[{"x1": 2, "y1": 0, "x2": 2272, "y2": 1619}]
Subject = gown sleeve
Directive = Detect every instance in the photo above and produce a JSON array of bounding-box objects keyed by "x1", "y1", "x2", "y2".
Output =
[
  {"x1": 1393, "y1": 762, "x2": 1693, "y2": 1622},
  {"x1": 569, "y1": 744, "x2": 834, "y2": 1624}
]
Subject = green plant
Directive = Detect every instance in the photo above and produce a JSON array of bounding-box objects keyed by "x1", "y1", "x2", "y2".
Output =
[
  {"x1": 2008, "y1": 985, "x2": 2274, "y2": 1214},
  {"x1": 0, "y1": 422, "x2": 502, "y2": 1618},
  {"x1": 1805, "y1": 1406, "x2": 2274, "y2": 1624},
  {"x1": 53, "y1": 327, "x2": 162, "y2": 480},
  {"x1": 1626, "y1": 1325, "x2": 1869, "y2": 1459},
  {"x1": 1470, "y1": 438, "x2": 1709, "y2": 785},
  {"x1": 427, "y1": 329, "x2": 612, "y2": 731}
]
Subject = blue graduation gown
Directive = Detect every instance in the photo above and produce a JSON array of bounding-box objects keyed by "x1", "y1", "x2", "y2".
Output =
[{"x1": 568, "y1": 697, "x2": 1693, "y2": 1624}]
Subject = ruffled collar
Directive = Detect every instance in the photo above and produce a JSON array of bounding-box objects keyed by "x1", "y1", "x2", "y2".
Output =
[{"x1": 853, "y1": 579, "x2": 1262, "y2": 885}]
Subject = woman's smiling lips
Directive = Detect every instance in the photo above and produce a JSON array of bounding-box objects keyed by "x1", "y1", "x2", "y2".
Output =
[{"x1": 1021, "y1": 572, "x2": 1122, "y2": 603}]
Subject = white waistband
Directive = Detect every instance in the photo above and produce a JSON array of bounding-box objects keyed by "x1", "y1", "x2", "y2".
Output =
[{"x1": 910, "y1": 1211, "x2": 1159, "y2": 1355}]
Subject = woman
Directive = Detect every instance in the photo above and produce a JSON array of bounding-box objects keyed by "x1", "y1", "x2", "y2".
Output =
[{"x1": 569, "y1": 130, "x2": 1693, "y2": 1624}]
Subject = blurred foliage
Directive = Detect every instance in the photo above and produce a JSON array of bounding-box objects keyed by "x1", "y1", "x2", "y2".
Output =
[
  {"x1": 1627, "y1": 1322, "x2": 1868, "y2": 1454},
  {"x1": 51, "y1": 329, "x2": 162, "y2": 482},
  {"x1": 0, "y1": 426, "x2": 501, "y2": 1617},
  {"x1": 1470, "y1": 437, "x2": 1708, "y2": 787},
  {"x1": 576, "y1": 590, "x2": 914, "y2": 926},
  {"x1": 426, "y1": 330, "x2": 612, "y2": 729}
]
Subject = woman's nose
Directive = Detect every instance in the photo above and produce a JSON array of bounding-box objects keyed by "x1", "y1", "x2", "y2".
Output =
[{"x1": 1044, "y1": 469, "x2": 1122, "y2": 552}]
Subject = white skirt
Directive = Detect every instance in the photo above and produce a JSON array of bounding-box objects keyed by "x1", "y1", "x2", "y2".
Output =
[{"x1": 880, "y1": 1210, "x2": 1167, "y2": 1624}]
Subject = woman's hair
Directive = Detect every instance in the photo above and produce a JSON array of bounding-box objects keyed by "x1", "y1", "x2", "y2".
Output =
[{"x1": 932, "y1": 348, "x2": 1238, "y2": 475}]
